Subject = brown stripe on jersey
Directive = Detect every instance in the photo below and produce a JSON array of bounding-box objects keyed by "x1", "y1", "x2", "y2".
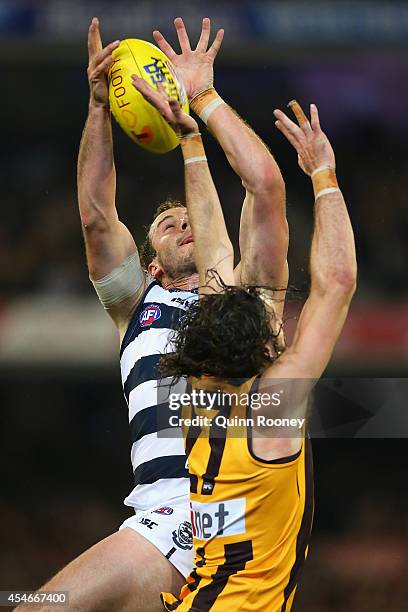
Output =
[
  {"x1": 190, "y1": 540, "x2": 253, "y2": 611},
  {"x1": 161, "y1": 551, "x2": 205, "y2": 611},
  {"x1": 186, "y1": 546, "x2": 205, "y2": 591},
  {"x1": 190, "y1": 473, "x2": 198, "y2": 494},
  {"x1": 161, "y1": 599, "x2": 182, "y2": 611},
  {"x1": 185, "y1": 403, "x2": 202, "y2": 458},
  {"x1": 185, "y1": 403, "x2": 202, "y2": 495},
  {"x1": 200, "y1": 405, "x2": 229, "y2": 495},
  {"x1": 281, "y1": 436, "x2": 314, "y2": 611},
  {"x1": 186, "y1": 569, "x2": 202, "y2": 593}
]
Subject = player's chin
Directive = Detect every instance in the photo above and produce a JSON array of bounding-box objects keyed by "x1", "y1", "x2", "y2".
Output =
[
  {"x1": 177, "y1": 250, "x2": 197, "y2": 274},
  {"x1": 179, "y1": 242, "x2": 194, "y2": 259}
]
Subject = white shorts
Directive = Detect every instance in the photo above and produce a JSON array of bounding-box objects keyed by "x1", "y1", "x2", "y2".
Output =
[{"x1": 119, "y1": 500, "x2": 194, "y2": 579}]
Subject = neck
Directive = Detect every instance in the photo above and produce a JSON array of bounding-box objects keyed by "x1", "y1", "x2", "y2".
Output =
[{"x1": 161, "y1": 273, "x2": 200, "y2": 291}]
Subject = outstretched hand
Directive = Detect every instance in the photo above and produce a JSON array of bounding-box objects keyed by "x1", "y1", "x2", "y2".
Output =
[
  {"x1": 131, "y1": 75, "x2": 199, "y2": 137},
  {"x1": 152, "y1": 17, "x2": 224, "y2": 100},
  {"x1": 273, "y1": 102, "x2": 336, "y2": 175},
  {"x1": 87, "y1": 17, "x2": 120, "y2": 108}
]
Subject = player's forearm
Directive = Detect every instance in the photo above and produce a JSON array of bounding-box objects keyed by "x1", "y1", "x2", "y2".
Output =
[
  {"x1": 77, "y1": 105, "x2": 117, "y2": 229},
  {"x1": 191, "y1": 90, "x2": 284, "y2": 194},
  {"x1": 310, "y1": 179, "x2": 357, "y2": 295},
  {"x1": 180, "y1": 134, "x2": 233, "y2": 279}
]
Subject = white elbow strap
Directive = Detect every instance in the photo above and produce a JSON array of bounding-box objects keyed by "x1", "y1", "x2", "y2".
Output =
[{"x1": 91, "y1": 251, "x2": 144, "y2": 309}]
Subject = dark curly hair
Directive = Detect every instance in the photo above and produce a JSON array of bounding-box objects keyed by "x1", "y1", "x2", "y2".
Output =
[
  {"x1": 159, "y1": 283, "x2": 284, "y2": 380},
  {"x1": 139, "y1": 198, "x2": 185, "y2": 270}
]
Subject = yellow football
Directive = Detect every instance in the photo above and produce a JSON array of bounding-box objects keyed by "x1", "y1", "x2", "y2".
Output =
[{"x1": 108, "y1": 39, "x2": 189, "y2": 154}]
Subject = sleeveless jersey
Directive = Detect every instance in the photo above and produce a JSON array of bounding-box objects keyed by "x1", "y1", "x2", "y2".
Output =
[
  {"x1": 120, "y1": 280, "x2": 198, "y2": 510},
  {"x1": 162, "y1": 376, "x2": 314, "y2": 611}
]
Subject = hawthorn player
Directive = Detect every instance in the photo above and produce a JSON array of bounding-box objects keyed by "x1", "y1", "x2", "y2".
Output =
[{"x1": 130, "y1": 77, "x2": 356, "y2": 610}]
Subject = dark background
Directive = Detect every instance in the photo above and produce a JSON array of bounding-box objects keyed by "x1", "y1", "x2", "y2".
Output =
[{"x1": 0, "y1": 1, "x2": 407, "y2": 610}]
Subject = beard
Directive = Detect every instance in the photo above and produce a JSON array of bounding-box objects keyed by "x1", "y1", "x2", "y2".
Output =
[{"x1": 157, "y1": 246, "x2": 197, "y2": 281}]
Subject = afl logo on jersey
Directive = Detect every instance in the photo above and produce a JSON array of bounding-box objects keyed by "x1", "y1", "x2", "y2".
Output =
[
  {"x1": 140, "y1": 304, "x2": 162, "y2": 327},
  {"x1": 153, "y1": 506, "x2": 174, "y2": 515}
]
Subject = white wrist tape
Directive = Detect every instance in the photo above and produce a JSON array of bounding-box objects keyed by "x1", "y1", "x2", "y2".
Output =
[
  {"x1": 311, "y1": 165, "x2": 335, "y2": 178},
  {"x1": 184, "y1": 156, "x2": 207, "y2": 165},
  {"x1": 91, "y1": 251, "x2": 145, "y2": 309},
  {"x1": 190, "y1": 89, "x2": 226, "y2": 125},
  {"x1": 179, "y1": 131, "x2": 201, "y2": 141},
  {"x1": 315, "y1": 187, "x2": 341, "y2": 201},
  {"x1": 199, "y1": 98, "x2": 225, "y2": 124}
]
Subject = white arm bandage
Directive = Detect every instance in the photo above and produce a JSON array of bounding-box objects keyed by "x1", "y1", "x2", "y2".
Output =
[{"x1": 91, "y1": 251, "x2": 145, "y2": 310}]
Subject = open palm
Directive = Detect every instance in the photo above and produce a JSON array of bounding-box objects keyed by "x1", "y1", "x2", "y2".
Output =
[{"x1": 153, "y1": 17, "x2": 224, "y2": 101}]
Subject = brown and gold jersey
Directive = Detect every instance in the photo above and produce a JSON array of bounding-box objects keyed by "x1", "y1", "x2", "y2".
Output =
[{"x1": 162, "y1": 376, "x2": 314, "y2": 611}]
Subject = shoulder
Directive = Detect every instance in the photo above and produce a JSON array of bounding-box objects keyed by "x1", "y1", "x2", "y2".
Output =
[{"x1": 119, "y1": 282, "x2": 198, "y2": 355}]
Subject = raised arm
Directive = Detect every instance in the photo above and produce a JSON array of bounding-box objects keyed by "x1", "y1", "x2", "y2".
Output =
[
  {"x1": 153, "y1": 18, "x2": 288, "y2": 296},
  {"x1": 251, "y1": 103, "x2": 356, "y2": 460},
  {"x1": 131, "y1": 78, "x2": 234, "y2": 292},
  {"x1": 269, "y1": 101, "x2": 357, "y2": 380},
  {"x1": 78, "y1": 18, "x2": 145, "y2": 336}
]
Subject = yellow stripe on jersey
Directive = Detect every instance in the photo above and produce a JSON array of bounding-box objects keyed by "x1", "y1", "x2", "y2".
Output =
[{"x1": 162, "y1": 376, "x2": 314, "y2": 611}]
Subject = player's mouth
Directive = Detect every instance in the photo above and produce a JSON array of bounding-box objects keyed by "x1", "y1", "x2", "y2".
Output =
[{"x1": 179, "y1": 235, "x2": 193, "y2": 246}]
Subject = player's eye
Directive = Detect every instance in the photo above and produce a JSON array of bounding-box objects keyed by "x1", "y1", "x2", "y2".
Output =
[{"x1": 164, "y1": 223, "x2": 174, "y2": 231}]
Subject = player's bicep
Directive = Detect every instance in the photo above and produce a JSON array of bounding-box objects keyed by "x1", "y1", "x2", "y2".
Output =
[
  {"x1": 84, "y1": 220, "x2": 146, "y2": 329},
  {"x1": 83, "y1": 218, "x2": 137, "y2": 280}
]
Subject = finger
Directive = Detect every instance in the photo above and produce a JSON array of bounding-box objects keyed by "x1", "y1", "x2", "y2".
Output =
[
  {"x1": 157, "y1": 82, "x2": 170, "y2": 100},
  {"x1": 174, "y1": 17, "x2": 192, "y2": 52},
  {"x1": 132, "y1": 77, "x2": 168, "y2": 114},
  {"x1": 90, "y1": 40, "x2": 120, "y2": 69},
  {"x1": 288, "y1": 99, "x2": 311, "y2": 131},
  {"x1": 207, "y1": 28, "x2": 224, "y2": 60},
  {"x1": 273, "y1": 109, "x2": 304, "y2": 139},
  {"x1": 196, "y1": 17, "x2": 211, "y2": 52},
  {"x1": 168, "y1": 96, "x2": 183, "y2": 116},
  {"x1": 90, "y1": 54, "x2": 115, "y2": 79},
  {"x1": 310, "y1": 103, "x2": 321, "y2": 131},
  {"x1": 131, "y1": 75, "x2": 158, "y2": 98},
  {"x1": 274, "y1": 120, "x2": 301, "y2": 151},
  {"x1": 153, "y1": 29, "x2": 177, "y2": 61},
  {"x1": 88, "y1": 17, "x2": 103, "y2": 59},
  {"x1": 298, "y1": 154, "x2": 308, "y2": 173},
  {"x1": 168, "y1": 98, "x2": 192, "y2": 131},
  {"x1": 132, "y1": 75, "x2": 171, "y2": 115}
]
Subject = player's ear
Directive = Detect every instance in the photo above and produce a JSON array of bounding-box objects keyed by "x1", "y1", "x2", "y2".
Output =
[{"x1": 148, "y1": 257, "x2": 163, "y2": 280}]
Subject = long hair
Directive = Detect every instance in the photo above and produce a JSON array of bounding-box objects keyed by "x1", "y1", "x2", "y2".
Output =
[{"x1": 159, "y1": 281, "x2": 285, "y2": 380}]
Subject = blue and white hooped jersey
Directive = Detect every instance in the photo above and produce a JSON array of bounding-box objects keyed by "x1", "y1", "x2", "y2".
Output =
[{"x1": 120, "y1": 280, "x2": 198, "y2": 510}]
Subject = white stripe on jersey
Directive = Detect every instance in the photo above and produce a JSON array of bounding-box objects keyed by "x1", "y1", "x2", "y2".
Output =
[
  {"x1": 128, "y1": 377, "x2": 188, "y2": 423},
  {"x1": 121, "y1": 327, "x2": 175, "y2": 382},
  {"x1": 121, "y1": 282, "x2": 198, "y2": 511},
  {"x1": 144, "y1": 285, "x2": 197, "y2": 309},
  {"x1": 128, "y1": 380, "x2": 158, "y2": 421},
  {"x1": 131, "y1": 431, "x2": 186, "y2": 470}
]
